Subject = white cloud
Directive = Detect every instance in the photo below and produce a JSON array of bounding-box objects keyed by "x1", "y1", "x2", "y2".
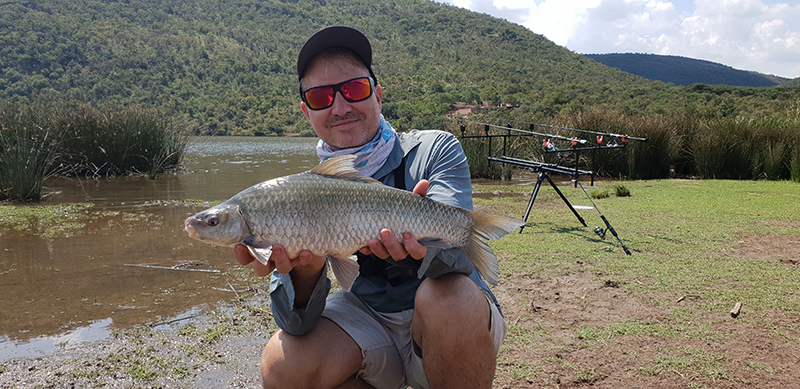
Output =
[{"x1": 438, "y1": 0, "x2": 800, "y2": 78}]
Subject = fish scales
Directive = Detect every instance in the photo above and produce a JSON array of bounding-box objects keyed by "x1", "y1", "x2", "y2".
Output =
[
  {"x1": 235, "y1": 173, "x2": 472, "y2": 259},
  {"x1": 184, "y1": 155, "x2": 524, "y2": 288}
]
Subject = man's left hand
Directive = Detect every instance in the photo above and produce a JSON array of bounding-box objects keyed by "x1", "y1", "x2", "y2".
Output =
[{"x1": 358, "y1": 179, "x2": 429, "y2": 261}]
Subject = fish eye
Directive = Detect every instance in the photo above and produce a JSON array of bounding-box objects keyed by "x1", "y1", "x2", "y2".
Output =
[{"x1": 207, "y1": 216, "x2": 219, "y2": 227}]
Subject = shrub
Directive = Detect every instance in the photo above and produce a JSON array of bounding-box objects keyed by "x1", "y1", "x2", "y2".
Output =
[{"x1": 614, "y1": 184, "x2": 631, "y2": 197}]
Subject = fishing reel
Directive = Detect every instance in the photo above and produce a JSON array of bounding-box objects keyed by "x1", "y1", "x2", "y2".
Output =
[{"x1": 593, "y1": 226, "x2": 607, "y2": 240}]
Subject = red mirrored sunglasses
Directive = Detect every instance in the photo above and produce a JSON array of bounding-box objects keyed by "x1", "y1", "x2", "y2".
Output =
[{"x1": 302, "y1": 77, "x2": 374, "y2": 110}]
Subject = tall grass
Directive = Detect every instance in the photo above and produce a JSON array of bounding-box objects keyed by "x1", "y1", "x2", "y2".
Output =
[
  {"x1": 0, "y1": 103, "x2": 61, "y2": 201},
  {"x1": 791, "y1": 139, "x2": 800, "y2": 183},
  {"x1": 0, "y1": 102, "x2": 186, "y2": 201},
  {"x1": 448, "y1": 110, "x2": 800, "y2": 181},
  {"x1": 56, "y1": 106, "x2": 187, "y2": 178}
]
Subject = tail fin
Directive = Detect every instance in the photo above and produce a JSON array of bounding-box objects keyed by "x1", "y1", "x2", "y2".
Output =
[{"x1": 462, "y1": 211, "x2": 525, "y2": 286}]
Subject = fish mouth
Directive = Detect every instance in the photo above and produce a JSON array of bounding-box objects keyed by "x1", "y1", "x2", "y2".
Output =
[{"x1": 184, "y1": 217, "x2": 198, "y2": 238}]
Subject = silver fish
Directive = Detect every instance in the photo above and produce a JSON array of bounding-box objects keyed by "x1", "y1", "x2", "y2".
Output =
[{"x1": 184, "y1": 155, "x2": 524, "y2": 288}]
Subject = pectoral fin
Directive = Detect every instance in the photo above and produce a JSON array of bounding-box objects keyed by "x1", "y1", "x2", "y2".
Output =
[
  {"x1": 242, "y1": 236, "x2": 273, "y2": 266},
  {"x1": 328, "y1": 255, "x2": 360, "y2": 291},
  {"x1": 246, "y1": 246, "x2": 273, "y2": 266}
]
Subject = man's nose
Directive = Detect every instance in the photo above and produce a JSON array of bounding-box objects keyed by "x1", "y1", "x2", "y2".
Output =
[{"x1": 329, "y1": 91, "x2": 353, "y2": 115}]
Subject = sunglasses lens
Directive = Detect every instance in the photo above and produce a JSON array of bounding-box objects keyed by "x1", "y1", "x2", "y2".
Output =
[
  {"x1": 304, "y1": 87, "x2": 335, "y2": 110},
  {"x1": 302, "y1": 78, "x2": 373, "y2": 110},
  {"x1": 340, "y1": 78, "x2": 372, "y2": 102}
]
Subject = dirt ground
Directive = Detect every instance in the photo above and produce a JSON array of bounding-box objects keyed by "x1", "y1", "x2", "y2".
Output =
[
  {"x1": 491, "y1": 232, "x2": 800, "y2": 388},
  {"x1": 1, "y1": 234, "x2": 798, "y2": 388}
]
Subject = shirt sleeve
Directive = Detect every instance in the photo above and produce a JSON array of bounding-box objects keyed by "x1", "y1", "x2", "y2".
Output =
[
  {"x1": 268, "y1": 261, "x2": 331, "y2": 335},
  {"x1": 418, "y1": 131, "x2": 474, "y2": 210}
]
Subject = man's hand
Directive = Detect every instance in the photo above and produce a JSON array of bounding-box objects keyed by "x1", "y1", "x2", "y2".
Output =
[
  {"x1": 234, "y1": 244, "x2": 323, "y2": 277},
  {"x1": 358, "y1": 179, "x2": 430, "y2": 261}
]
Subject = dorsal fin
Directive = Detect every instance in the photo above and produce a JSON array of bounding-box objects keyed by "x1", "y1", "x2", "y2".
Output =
[{"x1": 308, "y1": 155, "x2": 382, "y2": 184}]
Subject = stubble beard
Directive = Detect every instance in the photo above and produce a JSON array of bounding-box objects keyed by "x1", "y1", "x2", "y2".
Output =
[{"x1": 324, "y1": 112, "x2": 380, "y2": 150}]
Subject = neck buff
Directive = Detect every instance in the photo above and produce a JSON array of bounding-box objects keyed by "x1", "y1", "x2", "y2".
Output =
[{"x1": 316, "y1": 115, "x2": 397, "y2": 177}]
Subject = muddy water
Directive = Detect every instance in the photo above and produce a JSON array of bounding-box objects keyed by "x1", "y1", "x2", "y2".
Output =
[{"x1": 0, "y1": 136, "x2": 319, "y2": 361}]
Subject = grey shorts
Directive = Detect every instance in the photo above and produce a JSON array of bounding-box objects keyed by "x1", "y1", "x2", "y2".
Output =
[{"x1": 321, "y1": 289, "x2": 507, "y2": 389}]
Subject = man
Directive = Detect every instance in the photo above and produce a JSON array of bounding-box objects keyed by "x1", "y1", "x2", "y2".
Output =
[{"x1": 234, "y1": 26, "x2": 507, "y2": 389}]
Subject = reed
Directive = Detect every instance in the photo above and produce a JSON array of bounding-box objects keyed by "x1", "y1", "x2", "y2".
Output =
[
  {"x1": 791, "y1": 139, "x2": 800, "y2": 183},
  {"x1": 449, "y1": 110, "x2": 800, "y2": 182},
  {"x1": 460, "y1": 136, "x2": 505, "y2": 179},
  {"x1": 55, "y1": 106, "x2": 187, "y2": 178},
  {"x1": 748, "y1": 118, "x2": 795, "y2": 180},
  {"x1": 1, "y1": 102, "x2": 186, "y2": 201},
  {"x1": 0, "y1": 103, "x2": 61, "y2": 201}
]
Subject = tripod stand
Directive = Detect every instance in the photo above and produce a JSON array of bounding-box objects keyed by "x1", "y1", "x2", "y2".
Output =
[{"x1": 519, "y1": 171, "x2": 586, "y2": 233}]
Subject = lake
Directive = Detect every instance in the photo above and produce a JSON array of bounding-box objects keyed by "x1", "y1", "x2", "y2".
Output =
[{"x1": 0, "y1": 136, "x2": 321, "y2": 362}]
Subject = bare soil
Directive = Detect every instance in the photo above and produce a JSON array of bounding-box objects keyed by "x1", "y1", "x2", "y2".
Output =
[
  {"x1": 1, "y1": 235, "x2": 798, "y2": 388},
  {"x1": 491, "y1": 232, "x2": 800, "y2": 388}
]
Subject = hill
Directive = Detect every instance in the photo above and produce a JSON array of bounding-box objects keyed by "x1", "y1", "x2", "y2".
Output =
[
  {"x1": 583, "y1": 53, "x2": 791, "y2": 87},
  {"x1": 1, "y1": 0, "x2": 798, "y2": 135}
]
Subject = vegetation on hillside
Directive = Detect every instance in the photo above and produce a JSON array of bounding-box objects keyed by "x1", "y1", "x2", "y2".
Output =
[
  {"x1": 1, "y1": 0, "x2": 798, "y2": 202},
  {"x1": 583, "y1": 53, "x2": 793, "y2": 87},
  {"x1": 2, "y1": 0, "x2": 799, "y2": 136}
]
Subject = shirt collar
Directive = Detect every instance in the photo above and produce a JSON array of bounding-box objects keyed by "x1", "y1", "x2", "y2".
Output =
[{"x1": 372, "y1": 130, "x2": 422, "y2": 180}]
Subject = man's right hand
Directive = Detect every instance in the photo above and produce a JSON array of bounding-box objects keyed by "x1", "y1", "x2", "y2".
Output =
[
  {"x1": 234, "y1": 244, "x2": 325, "y2": 278},
  {"x1": 235, "y1": 244, "x2": 326, "y2": 306}
]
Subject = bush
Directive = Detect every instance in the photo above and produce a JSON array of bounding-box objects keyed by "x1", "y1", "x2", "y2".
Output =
[
  {"x1": 614, "y1": 184, "x2": 631, "y2": 197},
  {"x1": 0, "y1": 102, "x2": 187, "y2": 201},
  {"x1": 590, "y1": 189, "x2": 610, "y2": 199}
]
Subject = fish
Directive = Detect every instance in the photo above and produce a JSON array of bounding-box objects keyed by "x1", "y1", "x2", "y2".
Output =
[{"x1": 184, "y1": 154, "x2": 524, "y2": 289}]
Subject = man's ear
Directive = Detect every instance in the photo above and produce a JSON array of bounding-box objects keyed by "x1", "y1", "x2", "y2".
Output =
[
  {"x1": 374, "y1": 84, "x2": 383, "y2": 107},
  {"x1": 300, "y1": 101, "x2": 310, "y2": 121}
]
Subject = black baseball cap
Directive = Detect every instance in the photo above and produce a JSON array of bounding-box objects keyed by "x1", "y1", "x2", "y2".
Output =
[{"x1": 296, "y1": 26, "x2": 376, "y2": 83}]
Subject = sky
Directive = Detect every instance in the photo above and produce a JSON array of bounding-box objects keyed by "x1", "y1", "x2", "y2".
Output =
[{"x1": 437, "y1": 0, "x2": 800, "y2": 79}]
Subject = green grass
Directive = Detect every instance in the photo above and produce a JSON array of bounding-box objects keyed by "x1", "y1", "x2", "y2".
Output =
[
  {"x1": 497, "y1": 358, "x2": 542, "y2": 381},
  {"x1": 478, "y1": 178, "x2": 799, "y2": 385},
  {"x1": 482, "y1": 179, "x2": 800, "y2": 314},
  {"x1": 644, "y1": 348, "x2": 733, "y2": 380},
  {"x1": 0, "y1": 203, "x2": 94, "y2": 238}
]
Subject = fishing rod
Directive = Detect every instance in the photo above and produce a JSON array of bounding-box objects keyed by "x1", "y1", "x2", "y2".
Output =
[
  {"x1": 447, "y1": 117, "x2": 589, "y2": 144},
  {"x1": 475, "y1": 117, "x2": 648, "y2": 142},
  {"x1": 577, "y1": 181, "x2": 632, "y2": 256}
]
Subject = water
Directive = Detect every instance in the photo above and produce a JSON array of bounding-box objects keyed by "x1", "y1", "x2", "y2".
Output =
[
  {"x1": 0, "y1": 136, "x2": 319, "y2": 362},
  {"x1": 0, "y1": 136, "x2": 548, "y2": 362}
]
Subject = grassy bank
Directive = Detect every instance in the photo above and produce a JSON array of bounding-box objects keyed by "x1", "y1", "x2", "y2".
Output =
[
  {"x1": 475, "y1": 178, "x2": 800, "y2": 387},
  {"x1": 0, "y1": 103, "x2": 187, "y2": 201},
  {"x1": 478, "y1": 179, "x2": 800, "y2": 314},
  {"x1": 1, "y1": 179, "x2": 798, "y2": 387}
]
